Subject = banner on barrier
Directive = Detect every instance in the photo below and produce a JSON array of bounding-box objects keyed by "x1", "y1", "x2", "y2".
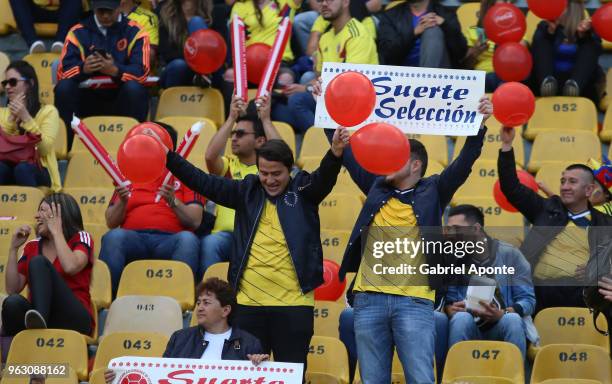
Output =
[
  {"x1": 109, "y1": 356, "x2": 303, "y2": 384},
  {"x1": 314, "y1": 62, "x2": 486, "y2": 136}
]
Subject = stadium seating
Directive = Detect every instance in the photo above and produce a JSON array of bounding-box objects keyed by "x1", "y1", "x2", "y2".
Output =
[
  {"x1": 456, "y1": 2, "x2": 479, "y2": 40},
  {"x1": 23, "y1": 53, "x2": 59, "y2": 84},
  {"x1": 1, "y1": 367, "x2": 79, "y2": 384},
  {"x1": 63, "y1": 187, "x2": 114, "y2": 225},
  {"x1": 92, "y1": 332, "x2": 169, "y2": 372},
  {"x1": 442, "y1": 340, "x2": 524, "y2": 384},
  {"x1": 299, "y1": 157, "x2": 365, "y2": 197},
  {"x1": 308, "y1": 336, "x2": 350, "y2": 384},
  {"x1": 527, "y1": 131, "x2": 601, "y2": 173},
  {"x1": 0, "y1": 220, "x2": 30, "y2": 256},
  {"x1": 55, "y1": 119, "x2": 68, "y2": 159},
  {"x1": 319, "y1": 229, "x2": 350, "y2": 264},
  {"x1": 313, "y1": 301, "x2": 344, "y2": 338},
  {"x1": 406, "y1": 133, "x2": 448, "y2": 166},
  {"x1": 203, "y1": 261, "x2": 229, "y2": 282},
  {"x1": 300, "y1": 128, "x2": 331, "y2": 160},
  {"x1": 530, "y1": 344, "x2": 612, "y2": 384},
  {"x1": 602, "y1": 105, "x2": 612, "y2": 142},
  {"x1": 71, "y1": 116, "x2": 139, "y2": 156},
  {"x1": 116, "y1": 260, "x2": 195, "y2": 311},
  {"x1": 524, "y1": 10, "x2": 542, "y2": 45},
  {"x1": 535, "y1": 162, "x2": 572, "y2": 198},
  {"x1": 39, "y1": 82, "x2": 54, "y2": 104},
  {"x1": 453, "y1": 125, "x2": 525, "y2": 167},
  {"x1": 102, "y1": 295, "x2": 183, "y2": 338},
  {"x1": 6, "y1": 329, "x2": 88, "y2": 380},
  {"x1": 453, "y1": 160, "x2": 514, "y2": 202},
  {"x1": 528, "y1": 307, "x2": 610, "y2": 361},
  {"x1": 319, "y1": 193, "x2": 363, "y2": 231},
  {"x1": 0, "y1": 51, "x2": 9, "y2": 76},
  {"x1": 156, "y1": 87, "x2": 225, "y2": 128},
  {"x1": 91, "y1": 259, "x2": 112, "y2": 310},
  {"x1": 0, "y1": 186, "x2": 44, "y2": 221},
  {"x1": 63, "y1": 152, "x2": 114, "y2": 188},
  {"x1": 86, "y1": 223, "x2": 109, "y2": 259},
  {"x1": 157, "y1": 116, "x2": 217, "y2": 169},
  {"x1": 306, "y1": 372, "x2": 342, "y2": 384},
  {"x1": 524, "y1": 97, "x2": 598, "y2": 141}
]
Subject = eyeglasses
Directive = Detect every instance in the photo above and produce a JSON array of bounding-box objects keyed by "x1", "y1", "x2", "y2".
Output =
[
  {"x1": 231, "y1": 129, "x2": 256, "y2": 138},
  {"x1": 1, "y1": 77, "x2": 27, "y2": 88}
]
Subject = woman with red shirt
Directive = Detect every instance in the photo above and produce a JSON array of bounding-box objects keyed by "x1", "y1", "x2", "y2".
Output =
[{"x1": 3, "y1": 193, "x2": 94, "y2": 336}]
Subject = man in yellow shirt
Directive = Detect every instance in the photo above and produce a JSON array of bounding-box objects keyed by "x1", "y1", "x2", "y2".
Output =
[
  {"x1": 284, "y1": 0, "x2": 378, "y2": 133},
  {"x1": 201, "y1": 94, "x2": 280, "y2": 276}
]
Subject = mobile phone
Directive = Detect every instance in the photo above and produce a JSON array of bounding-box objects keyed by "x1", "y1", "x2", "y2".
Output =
[{"x1": 91, "y1": 48, "x2": 107, "y2": 57}]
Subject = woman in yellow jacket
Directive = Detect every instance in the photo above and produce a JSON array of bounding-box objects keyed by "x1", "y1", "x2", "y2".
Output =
[{"x1": 0, "y1": 61, "x2": 61, "y2": 192}]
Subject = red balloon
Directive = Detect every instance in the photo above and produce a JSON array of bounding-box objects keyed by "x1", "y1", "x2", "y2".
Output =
[
  {"x1": 493, "y1": 170, "x2": 539, "y2": 212},
  {"x1": 184, "y1": 29, "x2": 227, "y2": 74},
  {"x1": 246, "y1": 43, "x2": 271, "y2": 85},
  {"x1": 527, "y1": 0, "x2": 567, "y2": 21},
  {"x1": 117, "y1": 135, "x2": 166, "y2": 184},
  {"x1": 350, "y1": 123, "x2": 411, "y2": 175},
  {"x1": 483, "y1": 3, "x2": 526, "y2": 44},
  {"x1": 592, "y1": 3, "x2": 612, "y2": 42},
  {"x1": 324, "y1": 71, "x2": 376, "y2": 127},
  {"x1": 314, "y1": 259, "x2": 346, "y2": 301},
  {"x1": 493, "y1": 42, "x2": 533, "y2": 82},
  {"x1": 126, "y1": 122, "x2": 174, "y2": 151},
  {"x1": 492, "y1": 82, "x2": 535, "y2": 127}
]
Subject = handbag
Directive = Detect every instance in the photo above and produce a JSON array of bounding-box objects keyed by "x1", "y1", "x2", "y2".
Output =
[{"x1": 0, "y1": 127, "x2": 41, "y2": 165}]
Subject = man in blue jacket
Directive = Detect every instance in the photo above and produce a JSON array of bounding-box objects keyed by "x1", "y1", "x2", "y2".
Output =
[
  {"x1": 54, "y1": 0, "x2": 150, "y2": 148},
  {"x1": 444, "y1": 204, "x2": 536, "y2": 359},
  {"x1": 328, "y1": 97, "x2": 492, "y2": 384},
  {"x1": 153, "y1": 128, "x2": 350, "y2": 370}
]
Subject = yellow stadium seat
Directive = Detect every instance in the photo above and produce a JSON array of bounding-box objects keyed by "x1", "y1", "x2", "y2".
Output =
[
  {"x1": 308, "y1": 336, "x2": 350, "y2": 384},
  {"x1": 313, "y1": 301, "x2": 344, "y2": 338},
  {"x1": 93, "y1": 332, "x2": 169, "y2": 371},
  {"x1": 203, "y1": 261, "x2": 229, "y2": 282},
  {"x1": 157, "y1": 116, "x2": 217, "y2": 170},
  {"x1": 0, "y1": 186, "x2": 44, "y2": 220},
  {"x1": 452, "y1": 197, "x2": 524, "y2": 246},
  {"x1": 63, "y1": 187, "x2": 113, "y2": 225},
  {"x1": 300, "y1": 128, "x2": 330, "y2": 160},
  {"x1": 442, "y1": 340, "x2": 524, "y2": 384},
  {"x1": 385, "y1": 0, "x2": 405, "y2": 10},
  {"x1": 70, "y1": 116, "x2": 139, "y2": 157},
  {"x1": 336, "y1": 272, "x2": 355, "y2": 304},
  {"x1": 535, "y1": 163, "x2": 573, "y2": 198},
  {"x1": 83, "y1": 302, "x2": 98, "y2": 345},
  {"x1": 300, "y1": 157, "x2": 365, "y2": 197},
  {"x1": 531, "y1": 344, "x2": 612, "y2": 384},
  {"x1": 425, "y1": 160, "x2": 445, "y2": 177},
  {"x1": 0, "y1": 51, "x2": 9, "y2": 76},
  {"x1": 524, "y1": 11, "x2": 542, "y2": 45},
  {"x1": 524, "y1": 97, "x2": 598, "y2": 140},
  {"x1": 156, "y1": 87, "x2": 225, "y2": 128},
  {"x1": 306, "y1": 372, "x2": 342, "y2": 384},
  {"x1": 527, "y1": 131, "x2": 601, "y2": 173},
  {"x1": 319, "y1": 193, "x2": 363, "y2": 231},
  {"x1": 454, "y1": 125, "x2": 525, "y2": 166},
  {"x1": 406, "y1": 133, "x2": 449, "y2": 167},
  {"x1": 0, "y1": 0, "x2": 15, "y2": 33},
  {"x1": 0, "y1": 255, "x2": 8, "y2": 294},
  {"x1": 528, "y1": 307, "x2": 609, "y2": 361},
  {"x1": 320, "y1": 230, "x2": 350, "y2": 264},
  {"x1": 23, "y1": 53, "x2": 59, "y2": 84},
  {"x1": 1, "y1": 367, "x2": 79, "y2": 384},
  {"x1": 6, "y1": 329, "x2": 88, "y2": 380},
  {"x1": 91, "y1": 259, "x2": 112, "y2": 310},
  {"x1": 34, "y1": 23, "x2": 58, "y2": 37},
  {"x1": 117, "y1": 260, "x2": 195, "y2": 311},
  {"x1": 453, "y1": 160, "x2": 507, "y2": 201},
  {"x1": 64, "y1": 152, "x2": 114, "y2": 188},
  {"x1": 537, "y1": 380, "x2": 604, "y2": 384},
  {"x1": 0, "y1": 220, "x2": 31, "y2": 253},
  {"x1": 456, "y1": 3, "x2": 479, "y2": 40},
  {"x1": 55, "y1": 119, "x2": 68, "y2": 159},
  {"x1": 602, "y1": 106, "x2": 612, "y2": 142},
  {"x1": 102, "y1": 295, "x2": 183, "y2": 338},
  {"x1": 86, "y1": 223, "x2": 108, "y2": 259}
]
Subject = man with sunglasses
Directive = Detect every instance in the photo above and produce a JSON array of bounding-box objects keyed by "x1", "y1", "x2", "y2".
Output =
[{"x1": 201, "y1": 94, "x2": 281, "y2": 277}]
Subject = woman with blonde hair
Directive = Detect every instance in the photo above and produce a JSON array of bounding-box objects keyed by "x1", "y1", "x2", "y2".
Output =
[{"x1": 531, "y1": 0, "x2": 602, "y2": 98}]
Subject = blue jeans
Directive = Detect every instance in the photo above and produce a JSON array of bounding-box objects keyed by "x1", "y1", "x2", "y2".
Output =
[
  {"x1": 339, "y1": 308, "x2": 357, "y2": 379},
  {"x1": 354, "y1": 293, "x2": 435, "y2": 384},
  {"x1": 99, "y1": 228, "x2": 201, "y2": 297},
  {"x1": 448, "y1": 311, "x2": 526, "y2": 358},
  {"x1": 287, "y1": 91, "x2": 316, "y2": 133},
  {"x1": 0, "y1": 161, "x2": 50, "y2": 188},
  {"x1": 434, "y1": 311, "x2": 448, "y2": 381},
  {"x1": 160, "y1": 59, "x2": 196, "y2": 88},
  {"x1": 200, "y1": 231, "x2": 233, "y2": 276},
  {"x1": 9, "y1": 0, "x2": 82, "y2": 46},
  {"x1": 293, "y1": 11, "x2": 318, "y2": 56}
]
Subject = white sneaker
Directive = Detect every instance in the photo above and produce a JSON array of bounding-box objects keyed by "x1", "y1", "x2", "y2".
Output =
[
  {"x1": 51, "y1": 41, "x2": 64, "y2": 53},
  {"x1": 25, "y1": 309, "x2": 47, "y2": 329},
  {"x1": 29, "y1": 40, "x2": 46, "y2": 54}
]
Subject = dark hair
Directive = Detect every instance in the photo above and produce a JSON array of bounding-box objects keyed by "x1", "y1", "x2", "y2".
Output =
[
  {"x1": 6, "y1": 61, "x2": 41, "y2": 119},
  {"x1": 160, "y1": 0, "x2": 213, "y2": 48},
  {"x1": 39, "y1": 193, "x2": 84, "y2": 241},
  {"x1": 448, "y1": 204, "x2": 485, "y2": 227},
  {"x1": 196, "y1": 277, "x2": 237, "y2": 322},
  {"x1": 237, "y1": 101, "x2": 265, "y2": 138},
  {"x1": 565, "y1": 164, "x2": 595, "y2": 183},
  {"x1": 153, "y1": 121, "x2": 178, "y2": 149},
  {"x1": 408, "y1": 139, "x2": 428, "y2": 178},
  {"x1": 256, "y1": 139, "x2": 294, "y2": 170}
]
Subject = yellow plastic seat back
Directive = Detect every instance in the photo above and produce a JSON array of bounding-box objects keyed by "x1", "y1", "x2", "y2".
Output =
[
  {"x1": 454, "y1": 125, "x2": 525, "y2": 167},
  {"x1": 23, "y1": 53, "x2": 59, "y2": 84},
  {"x1": 308, "y1": 336, "x2": 350, "y2": 384},
  {"x1": 203, "y1": 262, "x2": 229, "y2": 282},
  {"x1": 313, "y1": 301, "x2": 344, "y2": 338},
  {"x1": 601, "y1": 105, "x2": 612, "y2": 142},
  {"x1": 300, "y1": 128, "x2": 331, "y2": 160},
  {"x1": 533, "y1": 307, "x2": 609, "y2": 351},
  {"x1": 531, "y1": 344, "x2": 612, "y2": 384},
  {"x1": 64, "y1": 152, "x2": 114, "y2": 188},
  {"x1": 319, "y1": 230, "x2": 350, "y2": 265},
  {"x1": 319, "y1": 193, "x2": 363, "y2": 231},
  {"x1": 93, "y1": 332, "x2": 169, "y2": 371},
  {"x1": 102, "y1": 295, "x2": 183, "y2": 337},
  {"x1": 527, "y1": 131, "x2": 601, "y2": 173},
  {"x1": 524, "y1": 97, "x2": 598, "y2": 140},
  {"x1": 157, "y1": 116, "x2": 217, "y2": 169},
  {"x1": 406, "y1": 133, "x2": 448, "y2": 166},
  {"x1": 156, "y1": 87, "x2": 225, "y2": 128},
  {"x1": 456, "y1": 3, "x2": 479, "y2": 39},
  {"x1": 0, "y1": 186, "x2": 44, "y2": 220},
  {"x1": 63, "y1": 187, "x2": 113, "y2": 225},
  {"x1": 453, "y1": 160, "x2": 513, "y2": 201},
  {"x1": 71, "y1": 116, "x2": 139, "y2": 157},
  {"x1": 90, "y1": 259, "x2": 112, "y2": 310}
]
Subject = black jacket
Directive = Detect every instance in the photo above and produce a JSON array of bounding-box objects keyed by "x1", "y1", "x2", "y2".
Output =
[
  {"x1": 163, "y1": 326, "x2": 263, "y2": 359},
  {"x1": 376, "y1": 2, "x2": 467, "y2": 67},
  {"x1": 498, "y1": 148, "x2": 612, "y2": 275},
  {"x1": 166, "y1": 150, "x2": 342, "y2": 293}
]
